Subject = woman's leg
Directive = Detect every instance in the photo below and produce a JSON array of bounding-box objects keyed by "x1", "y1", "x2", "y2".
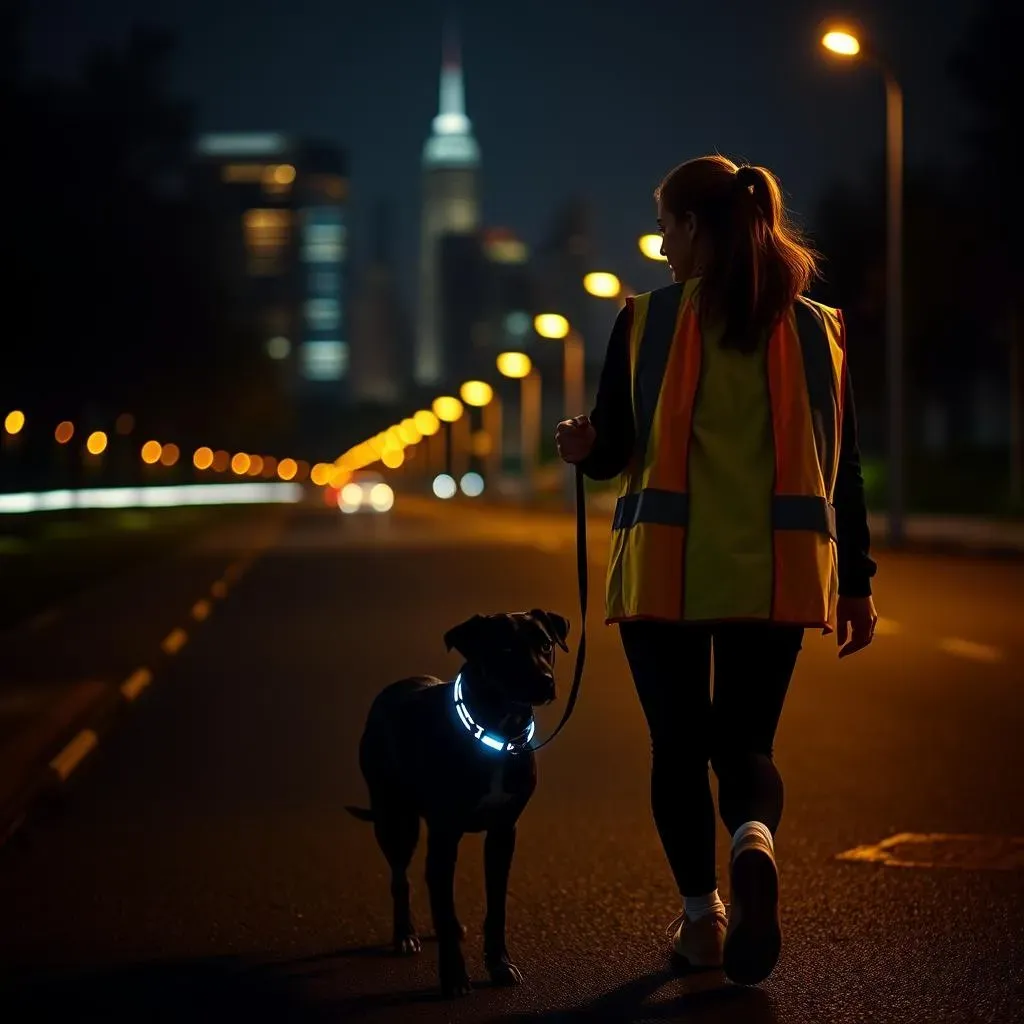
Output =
[
  {"x1": 619, "y1": 621, "x2": 716, "y2": 897},
  {"x1": 710, "y1": 622, "x2": 804, "y2": 985},
  {"x1": 709, "y1": 623, "x2": 804, "y2": 834}
]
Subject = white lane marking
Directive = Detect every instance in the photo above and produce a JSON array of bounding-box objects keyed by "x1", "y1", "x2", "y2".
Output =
[
  {"x1": 50, "y1": 729, "x2": 99, "y2": 781},
  {"x1": 938, "y1": 637, "x2": 1004, "y2": 663},
  {"x1": 121, "y1": 667, "x2": 153, "y2": 701}
]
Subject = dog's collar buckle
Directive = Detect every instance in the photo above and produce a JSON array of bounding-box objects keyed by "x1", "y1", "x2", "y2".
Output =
[{"x1": 453, "y1": 674, "x2": 534, "y2": 754}]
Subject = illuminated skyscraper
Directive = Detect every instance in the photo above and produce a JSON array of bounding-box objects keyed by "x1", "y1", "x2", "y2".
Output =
[{"x1": 416, "y1": 28, "x2": 480, "y2": 387}]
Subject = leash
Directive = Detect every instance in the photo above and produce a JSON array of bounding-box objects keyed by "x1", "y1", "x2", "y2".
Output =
[{"x1": 530, "y1": 466, "x2": 587, "y2": 751}]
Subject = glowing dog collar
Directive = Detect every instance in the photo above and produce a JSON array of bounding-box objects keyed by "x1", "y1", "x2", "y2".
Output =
[{"x1": 453, "y1": 673, "x2": 535, "y2": 753}]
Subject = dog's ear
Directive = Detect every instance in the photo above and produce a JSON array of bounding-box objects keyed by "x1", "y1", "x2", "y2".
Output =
[
  {"x1": 530, "y1": 609, "x2": 570, "y2": 652},
  {"x1": 444, "y1": 615, "x2": 491, "y2": 660}
]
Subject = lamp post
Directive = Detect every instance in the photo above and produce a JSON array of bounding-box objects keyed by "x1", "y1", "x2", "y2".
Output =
[
  {"x1": 496, "y1": 351, "x2": 539, "y2": 500},
  {"x1": 822, "y1": 25, "x2": 905, "y2": 546},
  {"x1": 459, "y1": 380, "x2": 497, "y2": 486},
  {"x1": 431, "y1": 396, "x2": 464, "y2": 480},
  {"x1": 535, "y1": 313, "x2": 585, "y2": 509}
]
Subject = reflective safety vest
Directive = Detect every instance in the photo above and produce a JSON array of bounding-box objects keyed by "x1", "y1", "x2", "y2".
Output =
[{"x1": 605, "y1": 279, "x2": 846, "y2": 632}]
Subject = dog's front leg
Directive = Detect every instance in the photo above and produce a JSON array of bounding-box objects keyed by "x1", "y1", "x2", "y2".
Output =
[
  {"x1": 425, "y1": 825, "x2": 470, "y2": 998},
  {"x1": 483, "y1": 824, "x2": 523, "y2": 985}
]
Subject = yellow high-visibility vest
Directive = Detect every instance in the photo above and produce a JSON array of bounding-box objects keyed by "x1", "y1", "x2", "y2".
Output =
[{"x1": 605, "y1": 278, "x2": 846, "y2": 632}]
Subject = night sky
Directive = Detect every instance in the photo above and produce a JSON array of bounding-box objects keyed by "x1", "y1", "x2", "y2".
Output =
[{"x1": 28, "y1": 0, "x2": 973, "y2": 308}]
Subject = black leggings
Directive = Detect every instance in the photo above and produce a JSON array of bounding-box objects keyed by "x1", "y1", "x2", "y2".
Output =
[{"x1": 619, "y1": 620, "x2": 804, "y2": 897}]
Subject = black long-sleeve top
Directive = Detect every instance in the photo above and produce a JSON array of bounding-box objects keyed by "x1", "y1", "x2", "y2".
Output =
[{"x1": 580, "y1": 305, "x2": 877, "y2": 598}]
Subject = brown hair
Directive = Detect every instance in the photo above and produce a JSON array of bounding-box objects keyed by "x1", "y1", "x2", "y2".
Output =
[{"x1": 655, "y1": 155, "x2": 819, "y2": 352}]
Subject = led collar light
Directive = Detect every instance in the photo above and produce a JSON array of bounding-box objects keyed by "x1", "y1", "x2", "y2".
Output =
[{"x1": 453, "y1": 673, "x2": 535, "y2": 753}]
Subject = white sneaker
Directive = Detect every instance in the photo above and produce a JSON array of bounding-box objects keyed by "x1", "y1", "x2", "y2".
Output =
[
  {"x1": 668, "y1": 909, "x2": 727, "y2": 968},
  {"x1": 723, "y1": 841, "x2": 782, "y2": 985}
]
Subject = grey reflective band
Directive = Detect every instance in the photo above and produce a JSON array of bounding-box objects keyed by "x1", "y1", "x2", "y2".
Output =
[
  {"x1": 793, "y1": 298, "x2": 839, "y2": 488},
  {"x1": 632, "y1": 284, "x2": 686, "y2": 468},
  {"x1": 614, "y1": 489, "x2": 835, "y2": 540}
]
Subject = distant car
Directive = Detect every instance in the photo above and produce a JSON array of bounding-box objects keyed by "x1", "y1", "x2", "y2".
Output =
[{"x1": 338, "y1": 471, "x2": 394, "y2": 514}]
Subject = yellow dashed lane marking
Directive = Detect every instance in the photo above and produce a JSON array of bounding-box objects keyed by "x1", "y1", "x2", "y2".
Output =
[
  {"x1": 161, "y1": 627, "x2": 188, "y2": 655},
  {"x1": 50, "y1": 729, "x2": 98, "y2": 781},
  {"x1": 938, "y1": 637, "x2": 1003, "y2": 663},
  {"x1": 191, "y1": 598, "x2": 212, "y2": 621},
  {"x1": 121, "y1": 667, "x2": 153, "y2": 701}
]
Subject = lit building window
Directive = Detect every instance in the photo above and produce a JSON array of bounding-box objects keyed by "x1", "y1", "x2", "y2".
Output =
[
  {"x1": 305, "y1": 297, "x2": 340, "y2": 330},
  {"x1": 243, "y1": 208, "x2": 293, "y2": 276},
  {"x1": 301, "y1": 340, "x2": 349, "y2": 381},
  {"x1": 222, "y1": 164, "x2": 268, "y2": 184},
  {"x1": 262, "y1": 163, "x2": 296, "y2": 196},
  {"x1": 301, "y1": 220, "x2": 345, "y2": 263}
]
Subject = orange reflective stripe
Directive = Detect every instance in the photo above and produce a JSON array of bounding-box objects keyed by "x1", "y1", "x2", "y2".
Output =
[{"x1": 768, "y1": 310, "x2": 822, "y2": 497}]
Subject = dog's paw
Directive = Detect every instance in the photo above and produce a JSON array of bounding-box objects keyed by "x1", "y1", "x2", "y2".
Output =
[
  {"x1": 393, "y1": 932, "x2": 422, "y2": 956},
  {"x1": 485, "y1": 955, "x2": 524, "y2": 987},
  {"x1": 439, "y1": 948, "x2": 472, "y2": 999}
]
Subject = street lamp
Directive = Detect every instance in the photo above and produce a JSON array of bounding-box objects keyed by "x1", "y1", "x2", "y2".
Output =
[
  {"x1": 432, "y1": 395, "x2": 464, "y2": 480},
  {"x1": 583, "y1": 270, "x2": 634, "y2": 305},
  {"x1": 535, "y1": 312, "x2": 586, "y2": 509},
  {"x1": 822, "y1": 23, "x2": 905, "y2": 546},
  {"x1": 638, "y1": 234, "x2": 667, "y2": 262},
  {"x1": 497, "y1": 351, "x2": 540, "y2": 500},
  {"x1": 459, "y1": 380, "x2": 500, "y2": 483}
]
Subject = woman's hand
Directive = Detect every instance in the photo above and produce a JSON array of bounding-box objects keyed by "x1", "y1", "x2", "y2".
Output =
[
  {"x1": 836, "y1": 595, "x2": 878, "y2": 659},
  {"x1": 555, "y1": 416, "x2": 597, "y2": 464}
]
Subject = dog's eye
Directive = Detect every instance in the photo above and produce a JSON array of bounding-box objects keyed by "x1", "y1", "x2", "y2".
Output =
[{"x1": 540, "y1": 641, "x2": 552, "y2": 654}]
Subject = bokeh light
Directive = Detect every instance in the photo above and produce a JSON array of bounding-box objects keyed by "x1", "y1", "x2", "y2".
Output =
[
  {"x1": 246, "y1": 454, "x2": 264, "y2": 476},
  {"x1": 460, "y1": 472, "x2": 485, "y2": 497},
  {"x1": 212, "y1": 449, "x2": 230, "y2": 473},
  {"x1": 382, "y1": 447, "x2": 405, "y2": 469},
  {"x1": 414, "y1": 409, "x2": 441, "y2": 436},
  {"x1": 141, "y1": 440, "x2": 162, "y2": 464},
  {"x1": 822, "y1": 29, "x2": 861, "y2": 56},
  {"x1": 231, "y1": 452, "x2": 251, "y2": 475},
  {"x1": 369, "y1": 483, "x2": 395, "y2": 512},
  {"x1": 432, "y1": 396, "x2": 464, "y2": 423},
  {"x1": 583, "y1": 272, "x2": 622, "y2": 298},
  {"x1": 310, "y1": 462, "x2": 332, "y2": 486},
  {"x1": 639, "y1": 234, "x2": 667, "y2": 261},
  {"x1": 193, "y1": 446, "x2": 214, "y2": 470},
  {"x1": 339, "y1": 482, "x2": 363, "y2": 513},
  {"x1": 54, "y1": 421, "x2": 74, "y2": 444},
  {"x1": 459, "y1": 380, "x2": 494, "y2": 407},
  {"x1": 432, "y1": 473, "x2": 457, "y2": 500},
  {"x1": 277, "y1": 457, "x2": 298, "y2": 481},
  {"x1": 160, "y1": 442, "x2": 180, "y2": 467},
  {"x1": 86, "y1": 431, "x2": 108, "y2": 455},
  {"x1": 534, "y1": 313, "x2": 570, "y2": 340},
  {"x1": 496, "y1": 352, "x2": 532, "y2": 379},
  {"x1": 4, "y1": 410, "x2": 25, "y2": 435}
]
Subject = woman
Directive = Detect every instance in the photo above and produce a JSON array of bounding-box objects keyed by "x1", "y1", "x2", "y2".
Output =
[{"x1": 555, "y1": 155, "x2": 877, "y2": 986}]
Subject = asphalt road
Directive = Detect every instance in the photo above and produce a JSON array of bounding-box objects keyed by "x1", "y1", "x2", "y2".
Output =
[{"x1": 1, "y1": 497, "x2": 1023, "y2": 1023}]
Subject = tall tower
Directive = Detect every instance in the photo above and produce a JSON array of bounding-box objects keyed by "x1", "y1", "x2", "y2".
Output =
[{"x1": 415, "y1": 26, "x2": 480, "y2": 387}]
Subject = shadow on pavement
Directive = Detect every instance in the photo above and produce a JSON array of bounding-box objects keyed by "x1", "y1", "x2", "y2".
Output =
[{"x1": 485, "y1": 965, "x2": 780, "y2": 1024}]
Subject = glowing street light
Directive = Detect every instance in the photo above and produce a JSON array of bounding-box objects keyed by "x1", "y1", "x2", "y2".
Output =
[
  {"x1": 583, "y1": 272, "x2": 622, "y2": 299},
  {"x1": 193, "y1": 446, "x2": 214, "y2": 470},
  {"x1": 141, "y1": 440, "x2": 162, "y2": 465},
  {"x1": 639, "y1": 234, "x2": 667, "y2": 261},
  {"x1": 533, "y1": 313, "x2": 570, "y2": 340},
  {"x1": 414, "y1": 409, "x2": 441, "y2": 436},
  {"x1": 85, "y1": 431, "x2": 108, "y2": 456},
  {"x1": 821, "y1": 22, "x2": 905, "y2": 545},
  {"x1": 55, "y1": 421, "x2": 74, "y2": 444},
  {"x1": 432, "y1": 396, "x2": 464, "y2": 423},
  {"x1": 498, "y1": 352, "x2": 541, "y2": 499},
  {"x1": 4, "y1": 410, "x2": 25, "y2": 435},
  {"x1": 496, "y1": 351, "x2": 532, "y2": 379},
  {"x1": 459, "y1": 380, "x2": 494, "y2": 407},
  {"x1": 822, "y1": 29, "x2": 861, "y2": 56}
]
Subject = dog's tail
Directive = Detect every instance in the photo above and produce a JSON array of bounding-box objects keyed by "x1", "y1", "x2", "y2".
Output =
[{"x1": 345, "y1": 805, "x2": 375, "y2": 823}]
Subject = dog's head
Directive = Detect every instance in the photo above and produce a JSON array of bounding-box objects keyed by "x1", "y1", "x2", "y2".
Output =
[{"x1": 444, "y1": 609, "x2": 569, "y2": 707}]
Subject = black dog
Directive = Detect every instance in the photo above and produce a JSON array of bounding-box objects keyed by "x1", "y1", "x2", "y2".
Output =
[{"x1": 346, "y1": 609, "x2": 569, "y2": 998}]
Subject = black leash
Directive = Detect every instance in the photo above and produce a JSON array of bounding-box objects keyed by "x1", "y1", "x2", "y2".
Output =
[{"x1": 531, "y1": 466, "x2": 587, "y2": 751}]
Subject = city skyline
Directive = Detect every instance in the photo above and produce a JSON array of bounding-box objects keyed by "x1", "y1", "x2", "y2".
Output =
[{"x1": 27, "y1": 0, "x2": 976, "y2": 320}]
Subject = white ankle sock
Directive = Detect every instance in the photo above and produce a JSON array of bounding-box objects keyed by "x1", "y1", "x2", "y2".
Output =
[
  {"x1": 732, "y1": 820, "x2": 775, "y2": 857},
  {"x1": 683, "y1": 889, "x2": 726, "y2": 920}
]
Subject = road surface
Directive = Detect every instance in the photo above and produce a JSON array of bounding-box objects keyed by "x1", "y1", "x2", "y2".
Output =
[{"x1": 1, "y1": 498, "x2": 1022, "y2": 1023}]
